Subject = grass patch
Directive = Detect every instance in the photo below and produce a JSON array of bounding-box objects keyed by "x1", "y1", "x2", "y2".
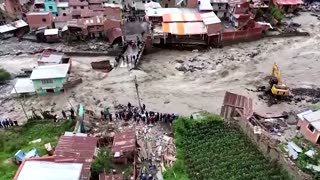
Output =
[
  {"x1": 164, "y1": 115, "x2": 291, "y2": 180},
  {"x1": 0, "y1": 120, "x2": 75, "y2": 180}
]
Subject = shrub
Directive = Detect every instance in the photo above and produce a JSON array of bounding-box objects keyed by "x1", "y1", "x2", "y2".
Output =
[
  {"x1": 0, "y1": 68, "x2": 11, "y2": 81},
  {"x1": 91, "y1": 148, "x2": 112, "y2": 176},
  {"x1": 271, "y1": 7, "x2": 285, "y2": 21}
]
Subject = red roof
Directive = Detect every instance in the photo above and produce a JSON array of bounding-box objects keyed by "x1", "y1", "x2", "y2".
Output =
[
  {"x1": 162, "y1": 13, "x2": 202, "y2": 22},
  {"x1": 54, "y1": 135, "x2": 98, "y2": 180},
  {"x1": 275, "y1": 0, "x2": 303, "y2": 4},
  {"x1": 112, "y1": 131, "x2": 135, "y2": 154}
]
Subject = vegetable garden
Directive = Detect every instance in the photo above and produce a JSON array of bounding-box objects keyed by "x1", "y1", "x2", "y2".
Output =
[{"x1": 164, "y1": 115, "x2": 290, "y2": 180}]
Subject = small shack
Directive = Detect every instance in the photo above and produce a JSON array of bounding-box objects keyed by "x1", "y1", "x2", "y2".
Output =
[
  {"x1": 112, "y1": 131, "x2": 136, "y2": 164},
  {"x1": 44, "y1": 28, "x2": 59, "y2": 42},
  {"x1": 297, "y1": 110, "x2": 320, "y2": 144}
]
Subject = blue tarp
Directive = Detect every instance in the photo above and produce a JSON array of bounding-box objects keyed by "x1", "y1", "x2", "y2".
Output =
[{"x1": 15, "y1": 148, "x2": 39, "y2": 162}]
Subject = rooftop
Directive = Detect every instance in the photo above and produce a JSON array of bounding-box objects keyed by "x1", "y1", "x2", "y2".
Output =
[
  {"x1": 26, "y1": 12, "x2": 50, "y2": 16},
  {"x1": 112, "y1": 131, "x2": 136, "y2": 154},
  {"x1": 30, "y1": 64, "x2": 70, "y2": 80},
  {"x1": 275, "y1": 0, "x2": 303, "y2": 5},
  {"x1": 200, "y1": 12, "x2": 221, "y2": 25},
  {"x1": 0, "y1": 20, "x2": 28, "y2": 34},
  {"x1": 15, "y1": 159, "x2": 83, "y2": 180},
  {"x1": 199, "y1": 0, "x2": 214, "y2": 11},
  {"x1": 303, "y1": 110, "x2": 320, "y2": 130},
  {"x1": 57, "y1": 2, "x2": 69, "y2": 8},
  {"x1": 162, "y1": 12, "x2": 202, "y2": 22},
  {"x1": 54, "y1": 135, "x2": 98, "y2": 180},
  {"x1": 44, "y1": 28, "x2": 59, "y2": 35},
  {"x1": 11, "y1": 78, "x2": 35, "y2": 94}
]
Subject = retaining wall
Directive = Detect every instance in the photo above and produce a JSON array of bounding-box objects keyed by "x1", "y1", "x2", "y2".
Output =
[{"x1": 231, "y1": 115, "x2": 312, "y2": 180}]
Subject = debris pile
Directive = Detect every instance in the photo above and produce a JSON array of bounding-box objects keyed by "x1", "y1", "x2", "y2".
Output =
[
  {"x1": 91, "y1": 60, "x2": 113, "y2": 72},
  {"x1": 136, "y1": 125, "x2": 176, "y2": 179},
  {"x1": 303, "y1": 2, "x2": 320, "y2": 12}
]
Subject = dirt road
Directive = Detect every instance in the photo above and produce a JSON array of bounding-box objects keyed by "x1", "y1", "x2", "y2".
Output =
[{"x1": 0, "y1": 12, "x2": 319, "y2": 124}]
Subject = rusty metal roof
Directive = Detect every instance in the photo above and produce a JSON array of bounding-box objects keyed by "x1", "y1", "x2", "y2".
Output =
[
  {"x1": 112, "y1": 131, "x2": 135, "y2": 154},
  {"x1": 54, "y1": 135, "x2": 98, "y2": 180},
  {"x1": 222, "y1": 91, "x2": 253, "y2": 119}
]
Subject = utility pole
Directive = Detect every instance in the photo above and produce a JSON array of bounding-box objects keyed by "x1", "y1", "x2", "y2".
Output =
[
  {"x1": 134, "y1": 75, "x2": 142, "y2": 110},
  {"x1": 12, "y1": 85, "x2": 29, "y2": 120}
]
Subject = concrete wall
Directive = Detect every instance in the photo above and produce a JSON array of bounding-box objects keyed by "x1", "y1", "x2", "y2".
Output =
[
  {"x1": 221, "y1": 27, "x2": 263, "y2": 44},
  {"x1": 33, "y1": 77, "x2": 66, "y2": 91},
  {"x1": 297, "y1": 120, "x2": 319, "y2": 144},
  {"x1": 26, "y1": 12, "x2": 54, "y2": 30},
  {"x1": 57, "y1": 7, "x2": 70, "y2": 16},
  {"x1": 223, "y1": 107, "x2": 312, "y2": 180}
]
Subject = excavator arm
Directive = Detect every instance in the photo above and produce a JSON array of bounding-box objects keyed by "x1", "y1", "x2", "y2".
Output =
[{"x1": 271, "y1": 63, "x2": 282, "y2": 85}]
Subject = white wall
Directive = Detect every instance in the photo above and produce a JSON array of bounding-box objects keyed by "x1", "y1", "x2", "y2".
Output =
[{"x1": 57, "y1": 7, "x2": 70, "y2": 16}]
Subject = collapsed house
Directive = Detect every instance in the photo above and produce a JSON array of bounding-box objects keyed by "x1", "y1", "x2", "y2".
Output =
[{"x1": 112, "y1": 131, "x2": 136, "y2": 165}]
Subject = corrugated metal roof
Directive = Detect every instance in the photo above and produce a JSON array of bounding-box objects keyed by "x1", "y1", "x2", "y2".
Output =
[
  {"x1": 162, "y1": 13, "x2": 202, "y2": 22},
  {"x1": 303, "y1": 110, "x2": 320, "y2": 122},
  {"x1": 200, "y1": 12, "x2": 221, "y2": 25},
  {"x1": 112, "y1": 131, "x2": 135, "y2": 154},
  {"x1": 39, "y1": 54, "x2": 63, "y2": 63},
  {"x1": 11, "y1": 78, "x2": 35, "y2": 94},
  {"x1": 34, "y1": 0, "x2": 44, "y2": 4},
  {"x1": 54, "y1": 136, "x2": 98, "y2": 180},
  {"x1": 275, "y1": 0, "x2": 303, "y2": 4},
  {"x1": 199, "y1": 0, "x2": 214, "y2": 10},
  {"x1": 162, "y1": 22, "x2": 207, "y2": 35},
  {"x1": 16, "y1": 160, "x2": 82, "y2": 180},
  {"x1": 44, "y1": 28, "x2": 59, "y2": 35},
  {"x1": 30, "y1": 64, "x2": 69, "y2": 80},
  {"x1": 0, "y1": 24, "x2": 16, "y2": 33}
]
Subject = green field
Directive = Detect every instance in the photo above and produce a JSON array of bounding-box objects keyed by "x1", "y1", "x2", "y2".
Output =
[
  {"x1": 164, "y1": 115, "x2": 290, "y2": 180},
  {"x1": 0, "y1": 120, "x2": 74, "y2": 180}
]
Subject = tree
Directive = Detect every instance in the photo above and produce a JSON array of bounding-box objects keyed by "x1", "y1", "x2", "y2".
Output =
[
  {"x1": 91, "y1": 148, "x2": 112, "y2": 177},
  {"x1": 0, "y1": 68, "x2": 11, "y2": 82}
]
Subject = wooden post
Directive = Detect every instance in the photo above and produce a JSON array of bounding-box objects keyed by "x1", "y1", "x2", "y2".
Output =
[{"x1": 134, "y1": 75, "x2": 142, "y2": 110}]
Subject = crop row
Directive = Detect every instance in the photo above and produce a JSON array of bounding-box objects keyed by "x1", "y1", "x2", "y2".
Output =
[{"x1": 179, "y1": 120, "x2": 289, "y2": 180}]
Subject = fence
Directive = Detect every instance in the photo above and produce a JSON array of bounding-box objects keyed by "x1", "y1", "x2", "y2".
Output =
[{"x1": 221, "y1": 27, "x2": 263, "y2": 45}]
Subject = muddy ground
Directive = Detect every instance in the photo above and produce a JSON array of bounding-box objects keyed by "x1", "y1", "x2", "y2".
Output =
[{"x1": 0, "y1": 12, "x2": 320, "y2": 137}]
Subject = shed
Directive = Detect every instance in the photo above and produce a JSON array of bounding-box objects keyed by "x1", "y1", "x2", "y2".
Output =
[
  {"x1": 297, "y1": 110, "x2": 320, "y2": 144},
  {"x1": 200, "y1": 12, "x2": 222, "y2": 35},
  {"x1": 112, "y1": 131, "x2": 136, "y2": 164},
  {"x1": 44, "y1": 28, "x2": 59, "y2": 42}
]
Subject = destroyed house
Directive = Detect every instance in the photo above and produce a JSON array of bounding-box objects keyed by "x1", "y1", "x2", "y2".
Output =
[
  {"x1": 112, "y1": 131, "x2": 136, "y2": 165},
  {"x1": 297, "y1": 110, "x2": 320, "y2": 144},
  {"x1": 30, "y1": 64, "x2": 70, "y2": 95}
]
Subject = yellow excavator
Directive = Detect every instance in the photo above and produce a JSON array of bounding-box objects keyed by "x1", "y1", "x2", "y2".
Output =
[{"x1": 269, "y1": 63, "x2": 291, "y2": 96}]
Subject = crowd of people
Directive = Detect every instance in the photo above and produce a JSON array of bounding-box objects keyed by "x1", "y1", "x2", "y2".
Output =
[
  {"x1": 116, "y1": 37, "x2": 144, "y2": 68},
  {"x1": 100, "y1": 102, "x2": 179, "y2": 125},
  {"x1": 1, "y1": 118, "x2": 18, "y2": 128}
]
